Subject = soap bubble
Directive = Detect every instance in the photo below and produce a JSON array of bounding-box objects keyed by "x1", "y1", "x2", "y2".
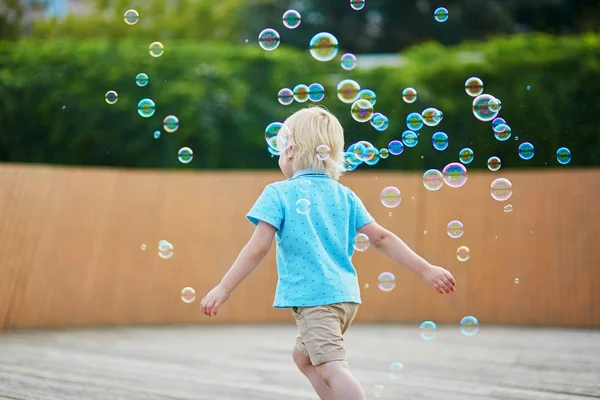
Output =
[
  {"x1": 158, "y1": 239, "x2": 174, "y2": 259},
  {"x1": 434, "y1": 7, "x2": 448, "y2": 22},
  {"x1": 459, "y1": 148, "x2": 474, "y2": 164},
  {"x1": 337, "y1": 79, "x2": 360, "y2": 103},
  {"x1": 258, "y1": 28, "x2": 280, "y2": 51},
  {"x1": 490, "y1": 178, "x2": 513, "y2": 201},
  {"x1": 282, "y1": 9, "x2": 301, "y2": 29},
  {"x1": 309, "y1": 32, "x2": 339, "y2": 62},
  {"x1": 420, "y1": 321, "x2": 437, "y2": 340},
  {"x1": 556, "y1": 147, "x2": 572, "y2": 165},
  {"x1": 378, "y1": 272, "x2": 396, "y2": 292},
  {"x1": 178, "y1": 147, "x2": 193, "y2": 164},
  {"x1": 105, "y1": 90, "x2": 118, "y2": 104},
  {"x1": 350, "y1": 0, "x2": 366, "y2": 10},
  {"x1": 181, "y1": 287, "x2": 196, "y2": 303},
  {"x1": 137, "y1": 98, "x2": 156, "y2": 118},
  {"x1": 316, "y1": 144, "x2": 331, "y2": 161},
  {"x1": 423, "y1": 169, "x2": 444, "y2": 191},
  {"x1": 357, "y1": 89, "x2": 376, "y2": 106},
  {"x1": 447, "y1": 220, "x2": 464, "y2": 239},
  {"x1": 135, "y1": 73, "x2": 149, "y2": 87},
  {"x1": 487, "y1": 156, "x2": 502, "y2": 171},
  {"x1": 456, "y1": 246, "x2": 470, "y2": 262},
  {"x1": 432, "y1": 132, "x2": 448, "y2": 151},
  {"x1": 296, "y1": 199, "x2": 311, "y2": 214},
  {"x1": 442, "y1": 162, "x2": 468, "y2": 188},
  {"x1": 149, "y1": 41, "x2": 164, "y2": 57},
  {"x1": 472, "y1": 94, "x2": 499, "y2": 122},
  {"x1": 465, "y1": 77, "x2": 483, "y2": 97},
  {"x1": 124, "y1": 9, "x2": 139, "y2": 25},
  {"x1": 460, "y1": 316, "x2": 479, "y2": 336},
  {"x1": 353, "y1": 233, "x2": 370, "y2": 251},
  {"x1": 293, "y1": 84, "x2": 310, "y2": 103},
  {"x1": 518, "y1": 142, "x2": 535, "y2": 160},
  {"x1": 406, "y1": 112, "x2": 424, "y2": 131},
  {"x1": 308, "y1": 83, "x2": 325, "y2": 102},
  {"x1": 163, "y1": 115, "x2": 179, "y2": 133},
  {"x1": 380, "y1": 186, "x2": 402, "y2": 208},
  {"x1": 277, "y1": 88, "x2": 294, "y2": 105},
  {"x1": 402, "y1": 87, "x2": 417, "y2": 103},
  {"x1": 388, "y1": 140, "x2": 404, "y2": 156},
  {"x1": 341, "y1": 53, "x2": 357, "y2": 70},
  {"x1": 351, "y1": 99, "x2": 374, "y2": 122}
]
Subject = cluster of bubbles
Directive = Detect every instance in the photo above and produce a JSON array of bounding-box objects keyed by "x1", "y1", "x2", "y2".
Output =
[
  {"x1": 278, "y1": 83, "x2": 325, "y2": 105},
  {"x1": 419, "y1": 316, "x2": 479, "y2": 340}
]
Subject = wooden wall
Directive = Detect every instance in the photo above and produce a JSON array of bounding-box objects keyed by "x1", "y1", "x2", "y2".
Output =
[{"x1": 0, "y1": 164, "x2": 599, "y2": 330}]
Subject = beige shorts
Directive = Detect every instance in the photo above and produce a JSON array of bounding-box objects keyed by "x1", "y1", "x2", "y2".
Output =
[{"x1": 292, "y1": 302, "x2": 359, "y2": 367}]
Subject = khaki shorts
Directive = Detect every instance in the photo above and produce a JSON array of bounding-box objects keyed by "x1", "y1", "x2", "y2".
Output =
[{"x1": 292, "y1": 302, "x2": 359, "y2": 367}]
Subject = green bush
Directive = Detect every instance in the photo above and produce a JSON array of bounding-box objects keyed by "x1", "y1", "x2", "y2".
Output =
[{"x1": 0, "y1": 32, "x2": 598, "y2": 170}]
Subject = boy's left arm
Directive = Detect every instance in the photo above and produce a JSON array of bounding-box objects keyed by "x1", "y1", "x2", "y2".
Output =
[{"x1": 200, "y1": 221, "x2": 276, "y2": 317}]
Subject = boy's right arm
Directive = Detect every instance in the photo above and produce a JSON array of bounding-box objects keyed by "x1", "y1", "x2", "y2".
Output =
[{"x1": 358, "y1": 221, "x2": 456, "y2": 294}]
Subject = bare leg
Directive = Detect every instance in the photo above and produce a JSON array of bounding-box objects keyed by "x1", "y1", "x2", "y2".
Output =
[
  {"x1": 316, "y1": 360, "x2": 366, "y2": 400},
  {"x1": 292, "y1": 347, "x2": 335, "y2": 400}
]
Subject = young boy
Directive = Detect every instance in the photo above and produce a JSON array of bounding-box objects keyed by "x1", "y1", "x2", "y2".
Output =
[{"x1": 200, "y1": 106, "x2": 456, "y2": 400}]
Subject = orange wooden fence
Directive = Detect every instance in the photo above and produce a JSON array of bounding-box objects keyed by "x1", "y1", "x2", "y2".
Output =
[{"x1": 1, "y1": 164, "x2": 599, "y2": 330}]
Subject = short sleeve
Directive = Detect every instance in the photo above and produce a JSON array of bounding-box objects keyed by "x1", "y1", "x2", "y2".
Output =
[
  {"x1": 246, "y1": 184, "x2": 284, "y2": 230},
  {"x1": 352, "y1": 191, "x2": 375, "y2": 229}
]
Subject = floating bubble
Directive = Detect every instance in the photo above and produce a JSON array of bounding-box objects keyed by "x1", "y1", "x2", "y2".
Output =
[
  {"x1": 357, "y1": 89, "x2": 376, "y2": 106},
  {"x1": 432, "y1": 132, "x2": 448, "y2": 151},
  {"x1": 457, "y1": 246, "x2": 470, "y2": 262},
  {"x1": 181, "y1": 287, "x2": 196, "y2": 303},
  {"x1": 163, "y1": 115, "x2": 179, "y2": 133},
  {"x1": 292, "y1": 84, "x2": 309, "y2": 103},
  {"x1": 380, "y1": 186, "x2": 402, "y2": 208},
  {"x1": 378, "y1": 272, "x2": 396, "y2": 292},
  {"x1": 442, "y1": 162, "x2": 468, "y2": 188},
  {"x1": 422, "y1": 107, "x2": 443, "y2": 127},
  {"x1": 487, "y1": 156, "x2": 501, "y2": 171},
  {"x1": 492, "y1": 117, "x2": 506, "y2": 130},
  {"x1": 490, "y1": 178, "x2": 513, "y2": 201},
  {"x1": 388, "y1": 362, "x2": 404, "y2": 380},
  {"x1": 488, "y1": 97, "x2": 502, "y2": 112},
  {"x1": 401, "y1": 130, "x2": 418, "y2": 147},
  {"x1": 494, "y1": 124, "x2": 512, "y2": 141},
  {"x1": 350, "y1": 0, "x2": 365, "y2": 10},
  {"x1": 373, "y1": 385, "x2": 384, "y2": 398},
  {"x1": 141, "y1": 244, "x2": 147, "y2": 251},
  {"x1": 137, "y1": 98, "x2": 156, "y2": 118},
  {"x1": 373, "y1": 114, "x2": 389, "y2": 131},
  {"x1": 351, "y1": 99, "x2": 374, "y2": 122},
  {"x1": 309, "y1": 32, "x2": 339, "y2": 62},
  {"x1": 135, "y1": 73, "x2": 149, "y2": 87},
  {"x1": 406, "y1": 112, "x2": 424, "y2": 131},
  {"x1": 353, "y1": 141, "x2": 377, "y2": 162},
  {"x1": 149, "y1": 41, "x2": 164, "y2": 57},
  {"x1": 178, "y1": 147, "x2": 193, "y2": 164},
  {"x1": 423, "y1": 169, "x2": 444, "y2": 191},
  {"x1": 153, "y1": 130, "x2": 161, "y2": 139},
  {"x1": 388, "y1": 140, "x2": 404, "y2": 156},
  {"x1": 460, "y1": 316, "x2": 479, "y2": 336},
  {"x1": 268, "y1": 146, "x2": 280, "y2": 157},
  {"x1": 447, "y1": 220, "x2": 464, "y2": 239},
  {"x1": 465, "y1": 77, "x2": 483, "y2": 97},
  {"x1": 459, "y1": 148, "x2": 474, "y2": 164},
  {"x1": 353, "y1": 233, "x2": 370, "y2": 252},
  {"x1": 420, "y1": 321, "x2": 437, "y2": 340},
  {"x1": 343, "y1": 152, "x2": 359, "y2": 171},
  {"x1": 370, "y1": 113, "x2": 385, "y2": 128},
  {"x1": 296, "y1": 199, "x2": 311, "y2": 214},
  {"x1": 504, "y1": 204, "x2": 513, "y2": 213},
  {"x1": 308, "y1": 83, "x2": 325, "y2": 102},
  {"x1": 277, "y1": 88, "x2": 294, "y2": 105},
  {"x1": 379, "y1": 148, "x2": 389, "y2": 159},
  {"x1": 158, "y1": 239, "x2": 174, "y2": 259},
  {"x1": 518, "y1": 142, "x2": 535, "y2": 160},
  {"x1": 105, "y1": 90, "x2": 118, "y2": 104},
  {"x1": 364, "y1": 147, "x2": 380, "y2": 166},
  {"x1": 514, "y1": 278, "x2": 520, "y2": 284},
  {"x1": 282, "y1": 9, "x2": 301, "y2": 29},
  {"x1": 337, "y1": 79, "x2": 360, "y2": 103},
  {"x1": 258, "y1": 28, "x2": 280, "y2": 51},
  {"x1": 265, "y1": 122, "x2": 292, "y2": 152},
  {"x1": 402, "y1": 87, "x2": 417, "y2": 104},
  {"x1": 316, "y1": 144, "x2": 331, "y2": 161},
  {"x1": 472, "y1": 94, "x2": 499, "y2": 121},
  {"x1": 434, "y1": 7, "x2": 448, "y2": 22},
  {"x1": 124, "y1": 9, "x2": 139, "y2": 25},
  {"x1": 556, "y1": 147, "x2": 571, "y2": 165},
  {"x1": 341, "y1": 53, "x2": 357, "y2": 70}
]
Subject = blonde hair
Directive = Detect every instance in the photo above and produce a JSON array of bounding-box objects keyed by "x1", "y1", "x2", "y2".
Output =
[{"x1": 283, "y1": 106, "x2": 346, "y2": 181}]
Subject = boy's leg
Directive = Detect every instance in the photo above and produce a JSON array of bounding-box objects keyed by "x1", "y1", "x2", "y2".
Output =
[
  {"x1": 315, "y1": 360, "x2": 366, "y2": 400},
  {"x1": 292, "y1": 347, "x2": 335, "y2": 400}
]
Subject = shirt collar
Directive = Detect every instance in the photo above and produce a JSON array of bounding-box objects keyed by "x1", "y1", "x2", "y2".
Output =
[{"x1": 292, "y1": 168, "x2": 328, "y2": 178}]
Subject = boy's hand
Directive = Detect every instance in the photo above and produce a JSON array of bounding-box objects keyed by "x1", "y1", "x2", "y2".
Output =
[
  {"x1": 422, "y1": 265, "x2": 456, "y2": 294},
  {"x1": 200, "y1": 285, "x2": 231, "y2": 317}
]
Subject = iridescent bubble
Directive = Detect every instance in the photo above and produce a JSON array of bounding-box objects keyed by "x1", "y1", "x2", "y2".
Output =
[
  {"x1": 350, "y1": 0, "x2": 366, "y2": 10},
  {"x1": 149, "y1": 41, "x2": 164, "y2": 57},
  {"x1": 337, "y1": 79, "x2": 360, "y2": 103},
  {"x1": 282, "y1": 9, "x2": 301, "y2": 29},
  {"x1": 420, "y1": 321, "x2": 437, "y2": 340},
  {"x1": 373, "y1": 114, "x2": 389, "y2": 131},
  {"x1": 363, "y1": 147, "x2": 380, "y2": 166},
  {"x1": 158, "y1": 239, "x2": 174, "y2": 259},
  {"x1": 460, "y1": 316, "x2": 479, "y2": 336},
  {"x1": 504, "y1": 204, "x2": 513, "y2": 213},
  {"x1": 488, "y1": 97, "x2": 502, "y2": 112},
  {"x1": 406, "y1": 112, "x2": 424, "y2": 131},
  {"x1": 309, "y1": 32, "x2": 339, "y2": 62},
  {"x1": 358, "y1": 89, "x2": 376, "y2": 106},
  {"x1": 163, "y1": 115, "x2": 179, "y2": 133},
  {"x1": 457, "y1": 246, "x2": 470, "y2": 262},
  {"x1": 487, "y1": 156, "x2": 501, "y2": 171},
  {"x1": 135, "y1": 73, "x2": 149, "y2": 87},
  {"x1": 402, "y1": 87, "x2": 417, "y2": 104},
  {"x1": 434, "y1": 7, "x2": 448, "y2": 22},
  {"x1": 518, "y1": 142, "x2": 535, "y2": 160},
  {"x1": 277, "y1": 88, "x2": 294, "y2": 105},
  {"x1": 459, "y1": 148, "x2": 474, "y2": 164},
  {"x1": 178, "y1": 147, "x2": 193, "y2": 164},
  {"x1": 353, "y1": 233, "x2": 370, "y2": 252},
  {"x1": 292, "y1": 84, "x2": 309, "y2": 103},
  {"x1": 351, "y1": 99, "x2": 374, "y2": 122},
  {"x1": 353, "y1": 140, "x2": 377, "y2": 162},
  {"x1": 105, "y1": 90, "x2": 118, "y2": 104},
  {"x1": 465, "y1": 77, "x2": 483, "y2": 97},
  {"x1": 341, "y1": 53, "x2": 357, "y2": 70},
  {"x1": 378, "y1": 272, "x2": 396, "y2": 292},
  {"x1": 388, "y1": 362, "x2": 404, "y2": 380},
  {"x1": 137, "y1": 98, "x2": 156, "y2": 118},
  {"x1": 181, "y1": 287, "x2": 196, "y2": 303},
  {"x1": 490, "y1": 178, "x2": 513, "y2": 201},
  {"x1": 268, "y1": 146, "x2": 280, "y2": 157},
  {"x1": 308, "y1": 83, "x2": 325, "y2": 102},
  {"x1": 442, "y1": 162, "x2": 468, "y2": 188},
  {"x1": 258, "y1": 28, "x2": 281, "y2": 51},
  {"x1": 447, "y1": 220, "x2": 464, "y2": 239},
  {"x1": 494, "y1": 124, "x2": 512, "y2": 141},
  {"x1": 265, "y1": 122, "x2": 292, "y2": 152},
  {"x1": 472, "y1": 94, "x2": 499, "y2": 122},
  {"x1": 492, "y1": 117, "x2": 506, "y2": 130},
  {"x1": 343, "y1": 152, "x2": 360, "y2": 171},
  {"x1": 388, "y1": 140, "x2": 404, "y2": 156},
  {"x1": 379, "y1": 148, "x2": 389, "y2": 159},
  {"x1": 556, "y1": 147, "x2": 571, "y2": 165},
  {"x1": 380, "y1": 186, "x2": 401, "y2": 208},
  {"x1": 401, "y1": 130, "x2": 418, "y2": 147},
  {"x1": 124, "y1": 9, "x2": 139, "y2": 25},
  {"x1": 422, "y1": 107, "x2": 443, "y2": 127},
  {"x1": 153, "y1": 130, "x2": 161, "y2": 139},
  {"x1": 514, "y1": 278, "x2": 520, "y2": 284},
  {"x1": 316, "y1": 144, "x2": 331, "y2": 161},
  {"x1": 296, "y1": 199, "x2": 311, "y2": 214},
  {"x1": 527, "y1": 85, "x2": 531, "y2": 90},
  {"x1": 370, "y1": 113, "x2": 385, "y2": 128},
  {"x1": 432, "y1": 132, "x2": 448, "y2": 151},
  {"x1": 423, "y1": 169, "x2": 444, "y2": 191}
]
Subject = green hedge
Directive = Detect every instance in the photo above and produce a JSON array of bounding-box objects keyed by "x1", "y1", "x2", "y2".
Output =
[{"x1": 0, "y1": 32, "x2": 598, "y2": 171}]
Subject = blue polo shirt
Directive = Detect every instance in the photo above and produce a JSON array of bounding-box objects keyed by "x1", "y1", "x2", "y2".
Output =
[{"x1": 246, "y1": 169, "x2": 375, "y2": 308}]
